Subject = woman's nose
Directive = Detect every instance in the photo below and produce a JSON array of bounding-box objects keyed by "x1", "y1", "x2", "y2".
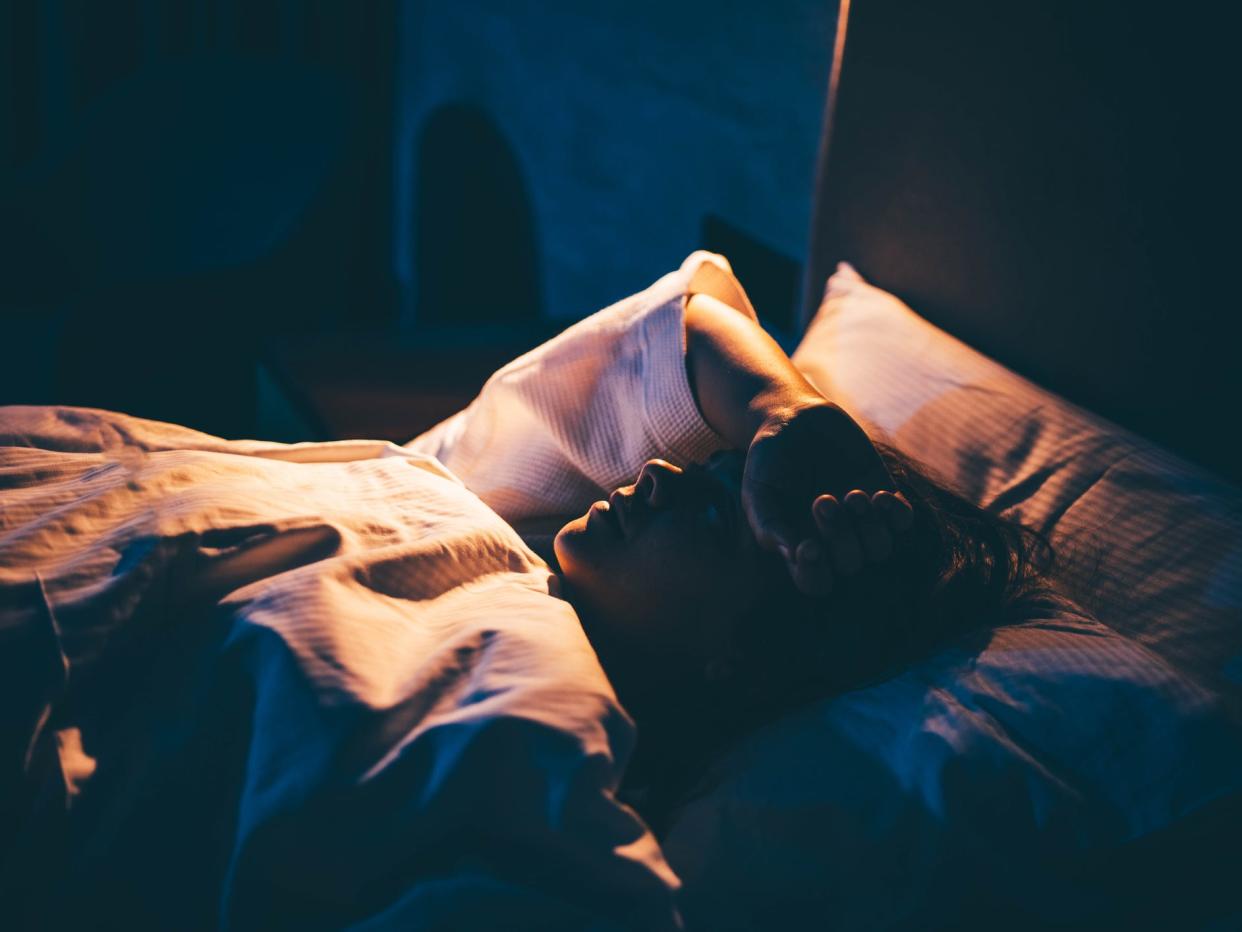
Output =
[{"x1": 636, "y1": 460, "x2": 681, "y2": 508}]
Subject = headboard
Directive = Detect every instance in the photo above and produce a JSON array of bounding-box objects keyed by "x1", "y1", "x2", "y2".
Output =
[{"x1": 803, "y1": 0, "x2": 1239, "y2": 484}]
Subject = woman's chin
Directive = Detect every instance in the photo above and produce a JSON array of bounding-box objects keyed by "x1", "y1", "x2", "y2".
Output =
[
  {"x1": 555, "y1": 503, "x2": 618, "y2": 565},
  {"x1": 552, "y1": 513, "x2": 590, "y2": 575},
  {"x1": 554, "y1": 513, "x2": 622, "y2": 621}
]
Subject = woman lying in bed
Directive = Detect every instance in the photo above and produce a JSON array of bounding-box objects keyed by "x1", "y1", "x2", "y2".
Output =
[
  {"x1": 0, "y1": 251, "x2": 1049, "y2": 928},
  {"x1": 407, "y1": 251, "x2": 1051, "y2": 824}
]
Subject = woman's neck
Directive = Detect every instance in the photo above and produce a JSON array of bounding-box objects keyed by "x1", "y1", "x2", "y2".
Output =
[{"x1": 554, "y1": 578, "x2": 737, "y2": 831}]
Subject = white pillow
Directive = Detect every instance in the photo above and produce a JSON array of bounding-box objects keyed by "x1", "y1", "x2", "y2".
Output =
[
  {"x1": 665, "y1": 594, "x2": 1241, "y2": 929},
  {"x1": 660, "y1": 266, "x2": 1242, "y2": 930},
  {"x1": 793, "y1": 263, "x2": 1242, "y2": 703}
]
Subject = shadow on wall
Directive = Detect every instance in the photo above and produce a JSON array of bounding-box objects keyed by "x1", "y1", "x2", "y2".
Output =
[
  {"x1": 2, "y1": 57, "x2": 357, "y2": 437},
  {"x1": 701, "y1": 214, "x2": 801, "y2": 343},
  {"x1": 414, "y1": 103, "x2": 541, "y2": 329}
]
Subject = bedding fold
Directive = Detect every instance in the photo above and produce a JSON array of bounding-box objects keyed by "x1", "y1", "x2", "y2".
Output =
[{"x1": 0, "y1": 404, "x2": 682, "y2": 931}]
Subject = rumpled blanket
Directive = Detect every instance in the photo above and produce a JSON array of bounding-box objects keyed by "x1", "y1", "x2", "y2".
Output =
[{"x1": 0, "y1": 405, "x2": 681, "y2": 931}]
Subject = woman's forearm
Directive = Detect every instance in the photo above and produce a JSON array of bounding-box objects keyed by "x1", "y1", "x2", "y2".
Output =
[{"x1": 683, "y1": 293, "x2": 830, "y2": 449}]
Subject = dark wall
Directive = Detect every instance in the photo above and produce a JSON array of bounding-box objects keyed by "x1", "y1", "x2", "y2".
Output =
[
  {"x1": 806, "y1": 0, "x2": 1241, "y2": 481},
  {"x1": 390, "y1": 1, "x2": 837, "y2": 334},
  {"x1": 1, "y1": 1, "x2": 398, "y2": 437},
  {"x1": 4, "y1": 3, "x2": 843, "y2": 439}
]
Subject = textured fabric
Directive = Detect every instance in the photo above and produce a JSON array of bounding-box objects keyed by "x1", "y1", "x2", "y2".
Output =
[
  {"x1": 660, "y1": 264, "x2": 1242, "y2": 930},
  {"x1": 0, "y1": 252, "x2": 764, "y2": 929},
  {"x1": 793, "y1": 263, "x2": 1242, "y2": 712},
  {"x1": 665, "y1": 592, "x2": 1242, "y2": 930},
  {"x1": 0, "y1": 406, "x2": 677, "y2": 929},
  {"x1": 0, "y1": 251, "x2": 755, "y2": 929},
  {"x1": 406, "y1": 251, "x2": 754, "y2": 522}
]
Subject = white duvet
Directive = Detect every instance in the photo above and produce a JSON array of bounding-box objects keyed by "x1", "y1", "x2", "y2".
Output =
[
  {"x1": 0, "y1": 407, "x2": 670, "y2": 930},
  {"x1": 0, "y1": 253, "x2": 755, "y2": 930}
]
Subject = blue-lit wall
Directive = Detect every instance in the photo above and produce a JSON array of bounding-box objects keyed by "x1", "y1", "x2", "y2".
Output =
[
  {"x1": 1, "y1": 2, "x2": 837, "y2": 436},
  {"x1": 392, "y1": 1, "x2": 837, "y2": 326}
]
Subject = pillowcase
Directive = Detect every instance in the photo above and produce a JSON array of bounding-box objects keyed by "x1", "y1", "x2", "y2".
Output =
[
  {"x1": 664, "y1": 593, "x2": 1242, "y2": 930},
  {"x1": 659, "y1": 265, "x2": 1242, "y2": 930},
  {"x1": 791, "y1": 263, "x2": 1242, "y2": 706}
]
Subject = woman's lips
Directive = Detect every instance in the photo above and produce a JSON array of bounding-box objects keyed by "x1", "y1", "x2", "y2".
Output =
[{"x1": 589, "y1": 500, "x2": 624, "y2": 537}]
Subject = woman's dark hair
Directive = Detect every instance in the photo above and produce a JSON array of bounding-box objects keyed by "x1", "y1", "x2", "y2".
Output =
[
  {"x1": 734, "y1": 441, "x2": 1055, "y2": 711},
  {"x1": 630, "y1": 442, "x2": 1056, "y2": 833}
]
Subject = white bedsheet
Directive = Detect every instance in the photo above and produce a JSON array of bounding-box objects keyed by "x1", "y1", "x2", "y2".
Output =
[
  {"x1": 0, "y1": 405, "x2": 680, "y2": 930},
  {"x1": 1, "y1": 252, "x2": 759, "y2": 929}
]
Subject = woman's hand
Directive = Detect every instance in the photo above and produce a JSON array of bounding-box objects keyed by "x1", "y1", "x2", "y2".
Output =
[
  {"x1": 742, "y1": 400, "x2": 914, "y2": 595},
  {"x1": 682, "y1": 292, "x2": 913, "y2": 592}
]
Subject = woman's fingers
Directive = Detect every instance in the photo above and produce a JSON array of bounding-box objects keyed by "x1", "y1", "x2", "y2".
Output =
[
  {"x1": 848, "y1": 490, "x2": 894, "y2": 564},
  {"x1": 874, "y1": 490, "x2": 915, "y2": 532},
  {"x1": 811, "y1": 494, "x2": 839, "y2": 536},
  {"x1": 779, "y1": 497, "x2": 837, "y2": 597},
  {"x1": 823, "y1": 502, "x2": 865, "y2": 577},
  {"x1": 815, "y1": 489, "x2": 911, "y2": 571},
  {"x1": 787, "y1": 489, "x2": 916, "y2": 597},
  {"x1": 810, "y1": 493, "x2": 860, "y2": 576},
  {"x1": 759, "y1": 518, "x2": 801, "y2": 564},
  {"x1": 812, "y1": 491, "x2": 873, "y2": 574},
  {"x1": 792, "y1": 538, "x2": 835, "y2": 596}
]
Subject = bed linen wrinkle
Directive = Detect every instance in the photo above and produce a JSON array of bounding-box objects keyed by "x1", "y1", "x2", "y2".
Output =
[
  {"x1": 918, "y1": 703, "x2": 1097, "y2": 846},
  {"x1": 1008, "y1": 456, "x2": 1122, "y2": 538},
  {"x1": 0, "y1": 426, "x2": 683, "y2": 928},
  {"x1": 649, "y1": 266, "x2": 1242, "y2": 928},
  {"x1": 405, "y1": 251, "x2": 752, "y2": 524},
  {"x1": 803, "y1": 279, "x2": 1242, "y2": 703},
  {"x1": 0, "y1": 451, "x2": 114, "y2": 488},
  {"x1": 2, "y1": 252, "x2": 771, "y2": 930},
  {"x1": 217, "y1": 649, "x2": 665, "y2": 930},
  {"x1": 946, "y1": 681, "x2": 1125, "y2": 836}
]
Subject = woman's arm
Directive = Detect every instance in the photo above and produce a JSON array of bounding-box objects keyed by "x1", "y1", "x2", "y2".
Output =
[
  {"x1": 404, "y1": 253, "x2": 748, "y2": 523},
  {"x1": 684, "y1": 293, "x2": 911, "y2": 594},
  {"x1": 404, "y1": 249, "x2": 908, "y2": 567},
  {"x1": 683, "y1": 292, "x2": 823, "y2": 451}
]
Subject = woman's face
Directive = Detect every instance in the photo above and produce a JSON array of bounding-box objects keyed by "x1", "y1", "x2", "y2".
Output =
[{"x1": 554, "y1": 451, "x2": 767, "y2": 669}]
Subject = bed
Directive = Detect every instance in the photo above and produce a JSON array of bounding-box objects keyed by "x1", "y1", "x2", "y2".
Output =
[
  {"x1": 4, "y1": 3, "x2": 1241, "y2": 930},
  {"x1": 659, "y1": 2, "x2": 1242, "y2": 929}
]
